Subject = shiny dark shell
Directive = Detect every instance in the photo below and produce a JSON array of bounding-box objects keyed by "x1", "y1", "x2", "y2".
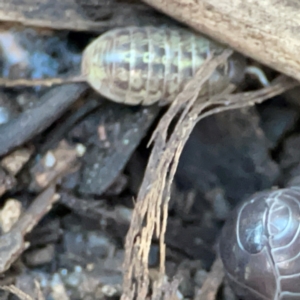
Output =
[
  {"x1": 81, "y1": 26, "x2": 247, "y2": 105},
  {"x1": 219, "y1": 187, "x2": 300, "y2": 300}
]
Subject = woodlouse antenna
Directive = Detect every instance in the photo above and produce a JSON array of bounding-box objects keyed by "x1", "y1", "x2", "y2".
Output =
[{"x1": 245, "y1": 66, "x2": 270, "y2": 87}]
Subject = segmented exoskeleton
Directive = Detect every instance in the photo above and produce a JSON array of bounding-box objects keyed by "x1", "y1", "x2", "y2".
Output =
[
  {"x1": 220, "y1": 187, "x2": 300, "y2": 300},
  {"x1": 81, "y1": 26, "x2": 247, "y2": 105}
]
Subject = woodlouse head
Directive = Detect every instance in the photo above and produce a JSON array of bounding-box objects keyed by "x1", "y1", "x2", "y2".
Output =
[{"x1": 219, "y1": 187, "x2": 300, "y2": 300}]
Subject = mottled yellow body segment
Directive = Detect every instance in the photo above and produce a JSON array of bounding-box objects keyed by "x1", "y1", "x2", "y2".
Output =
[{"x1": 81, "y1": 26, "x2": 246, "y2": 105}]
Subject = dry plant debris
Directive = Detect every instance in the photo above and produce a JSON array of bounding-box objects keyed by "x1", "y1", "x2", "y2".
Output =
[
  {"x1": 29, "y1": 140, "x2": 84, "y2": 192},
  {"x1": 0, "y1": 280, "x2": 45, "y2": 300},
  {"x1": 0, "y1": 83, "x2": 87, "y2": 157},
  {"x1": 0, "y1": 198, "x2": 23, "y2": 233},
  {"x1": 0, "y1": 185, "x2": 59, "y2": 273},
  {"x1": 59, "y1": 192, "x2": 132, "y2": 225},
  {"x1": 0, "y1": 166, "x2": 16, "y2": 197},
  {"x1": 0, "y1": 0, "x2": 161, "y2": 32},
  {"x1": 194, "y1": 257, "x2": 224, "y2": 300},
  {"x1": 120, "y1": 49, "x2": 299, "y2": 300},
  {"x1": 1, "y1": 147, "x2": 34, "y2": 176},
  {"x1": 0, "y1": 15, "x2": 298, "y2": 300},
  {"x1": 74, "y1": 101, "x2": 161, "y2": 196}
]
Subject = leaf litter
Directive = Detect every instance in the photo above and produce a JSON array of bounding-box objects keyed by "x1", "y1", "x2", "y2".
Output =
[{"x1": 0, "y1": 49, "x2": 298, "y2": 300}]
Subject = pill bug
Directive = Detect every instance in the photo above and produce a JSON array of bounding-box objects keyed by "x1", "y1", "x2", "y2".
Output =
[
  {"x1": 219, "y1": 187, "x2": 300, "y2": 300},
  {"x1": 0, "y1": 26, "x2": 258, "y2": 105},
  {"x1": 81, "y1": 26, "x2": 247, "y2": 105}
]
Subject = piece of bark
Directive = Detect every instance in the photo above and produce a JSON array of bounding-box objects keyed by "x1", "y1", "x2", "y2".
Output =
[
  {"x1": 194, "y1": 257, "x2": 224, "y2": 300},
  {"x1": 29, "y1": 140, "x2": 82, "y2": 192},
  {"x1": 59, "y1": 191, "x2": 132, "y2": 225},
  {"x1": 0, "y1": 199, "x2": 22, "y2": 233},
  {"x1": 0, "y1": 0, "x2": 167, "y2": 32},
  {"x1": 0, "y1": 167, "x2": 16, "y2": 197},
  {"x1": 24, "y1": 244, "x2": 55, "y2": 267},
  {"x1": 0, "y1": 185, "x2": 58, "y2": 273},
  {"x1": 1, "y1": 147, "x2": 34, "y2": 176},
  {"x1": 66, "y1": 102, "x2": 161, "y2": 196},
  {"x1": 0, "y1": 83, "x2": 87, "y2": 157},
  {"x1": 142, "y1": 0, "x2": 300, "y2": 83}
]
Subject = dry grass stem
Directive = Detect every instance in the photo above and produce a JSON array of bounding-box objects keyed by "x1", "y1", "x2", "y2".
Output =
[{"x1": 121, "y1": 50, "x2": 298, "y2": 300}]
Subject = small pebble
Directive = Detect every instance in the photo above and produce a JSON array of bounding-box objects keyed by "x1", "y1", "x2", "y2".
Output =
[{"x1": 44, "y1": 151, "x2": 56, "y2": 168}]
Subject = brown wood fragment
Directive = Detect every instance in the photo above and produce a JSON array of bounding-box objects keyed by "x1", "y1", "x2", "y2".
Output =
[
  {"x1": 141, "y1": 0, "x2": 300, "y2": 82},
  {"x1": 0, "y1": 185, "x2": 58, "y2": 273},
  {"x1": 59, "y1": 192, "x2": 132, "y2": 224},
  {"x1": 0, "y1": 166, "x2": 16, "y2": 197},
  {"x1": 0, "y1": 283, "x2": 45, "y2": 300},
  {"x1": 0, "y1": 0, "x2": 158, "y2": 32},
  {"x1": 0, "y1": 83, "x2": 87, "y2": 157},
  {"x1": 0, "y1": 199, "x2": 22, "y2": 233},
  {"x1": 0, "y1": 0, "x2": 102, "y2": 30},
  {"x1": 76, "y1": 102, "x2": 161, "y2": 196},
  {"x1": 29, "y1": 140, "x2": 82, "y2": 192},
  {"x1": 1, "y1": 147, "x2": 34, "y2": 176},
  {"x1": 194, "y1": 257, "x2": 224, "y2": 300}
]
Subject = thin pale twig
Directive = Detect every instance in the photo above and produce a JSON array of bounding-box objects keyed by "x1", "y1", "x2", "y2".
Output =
[
  {"x1": 0, "y1": 75, "x2": 85, "y2": 87},
  {"x1": 121, "y1": 50, "x2": 233, "y2": 300},
  {"x1": 0, "y1": 185, "x2": 59, "y2": 273},
  {"x1": 194, "y1": 257, "x2": 224, "y2": 300}
]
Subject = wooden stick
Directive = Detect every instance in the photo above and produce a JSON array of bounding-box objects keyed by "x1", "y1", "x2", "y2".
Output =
[
  {"x1": 141, "y1": 0, "x2": 300, "y2": 82},
  {"x1": 0, "y1": 0, "x2": 156, "y2": 32}
]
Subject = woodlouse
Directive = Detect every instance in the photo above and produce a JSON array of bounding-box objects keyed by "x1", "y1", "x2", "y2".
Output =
[
  {"x1": 219, "y1": 187, "x2": 300, "y2": 300},
  {"x1": 81, "y1": 26, "x2": 247, "y2": 105}
]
